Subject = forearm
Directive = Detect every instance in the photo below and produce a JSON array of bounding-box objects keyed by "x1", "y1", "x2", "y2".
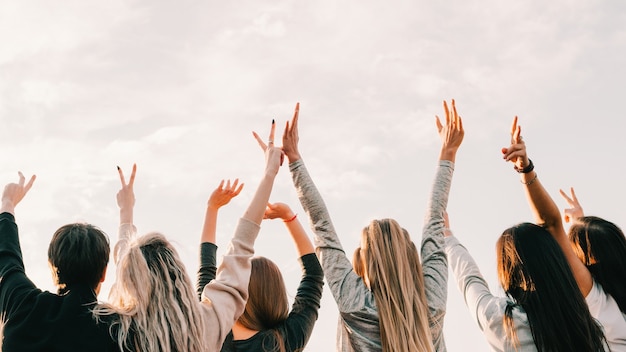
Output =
[
  {"x1": 243, "y1": 173, "x2": 276, "y2": 225},
  {"x1": 285, "y1": 217, "x2": 315, "y2": 256},
  {"x1": 521, "y1": 170, "x2": 562, "y2": 230},
  {"x1": 197, "y1": 242, "x2": 218, "y2": 300},
  {"x1": 119, "y1": 207, "x2": 133, "y2": 225},
  {"x1": 201, "y1": 207, "x2": 218, "y2": 243},
  {"x1": 114, "y1": 223, "x2": 137, "y2": 263}
]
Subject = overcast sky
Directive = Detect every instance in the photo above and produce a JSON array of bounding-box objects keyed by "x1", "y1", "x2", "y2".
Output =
[{"x1": 2, "y1": 1, "x2": 626, "y2": 350}]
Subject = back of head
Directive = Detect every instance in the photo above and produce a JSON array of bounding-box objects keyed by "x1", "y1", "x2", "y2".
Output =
[
  {"x1": 101, "y1": 232, "x2": 207, "y2": 352},
  {"x1": 48, "y1": 223, "x2": 110, "y2": 294},
  {"x1": 239, "y1": 257, "x2": 289, "y2": 330},
  {"x1": 569, "y1": 216, "x2": 626, "y2": 314},
  {"x1": 359, "y1": 219, "x2": 434, "y2": 352},
  {"x1": 497, "y1": 223, "x2": 606, "y2": 351}
]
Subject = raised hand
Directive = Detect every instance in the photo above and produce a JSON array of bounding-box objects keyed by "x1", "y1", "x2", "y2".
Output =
[
  {"x1": 208, "y1": 179, "x2": 244, "y2": 210},
  {"x1": 117, "y1": 164, "x2": 136, "y2": 224},
  {"x1": 559, "y1": 187, "x2": 584, "y2": 223},
  {"x1": 1, "y1": 172, "x2": 36, "y2": 214},
  {"x1": 282, "y1": 102, "x2": 301, "y2": 163},
  {"x1": 435, "y1": 99, "x2": 464, "y2": 162},
  {"x1": 263, "y1": 202, "x2": 294, "y2": 221},
  {"x1": 264, "y1": 200, "x2": 313, "y2": 256},
  {"x1": 252, "y1": 120, "x2": 284, "y2": 177},
  {"x1": 501, "y1": 116, "x2": 530, "y2": 171}
]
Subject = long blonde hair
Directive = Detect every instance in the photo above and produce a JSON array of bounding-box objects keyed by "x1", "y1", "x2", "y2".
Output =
[
  {"x1": 94, "y1": 232, "x2": 207, "y2": 352},
  {"x1": 358, "y1": 219, "x2": 434, "y2": 352}
]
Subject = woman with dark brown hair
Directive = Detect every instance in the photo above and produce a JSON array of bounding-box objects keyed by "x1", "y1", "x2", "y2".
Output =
[{"x1": 197, "y1": 125, "x2": 323, "y2": 352}]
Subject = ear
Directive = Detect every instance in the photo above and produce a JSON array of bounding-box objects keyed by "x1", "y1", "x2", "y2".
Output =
[{"x1": 100, "y1": 265, "x2": 108, "y2": 283}]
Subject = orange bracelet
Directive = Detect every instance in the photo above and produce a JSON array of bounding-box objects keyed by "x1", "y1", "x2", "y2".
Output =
[{"x1": 284, "y1": 214, "x2": 298, "y2": 223}]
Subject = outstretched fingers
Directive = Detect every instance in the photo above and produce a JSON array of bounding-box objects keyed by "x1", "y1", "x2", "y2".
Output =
[{"x1": 17, "y1": 172, "x2": 36, "y2": 194}]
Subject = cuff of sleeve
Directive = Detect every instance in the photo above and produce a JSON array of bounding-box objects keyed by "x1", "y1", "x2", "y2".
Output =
[
  {"x1": 289, "y1": 159, "x2": 304, "y2": 172},
  {"x1": 118, "y1": 223, "x2": 137, "y2": 239},
  {"x1": 233, "y1": 217, "x2": 261, "y2": 243},
  {"x1": 200, "y1": 242, "x2": 218, "y2": 262},
  {"x1": 299, "y1": 253, "x2": 323, "y2": 275},
  {"x1": 439, "y1": 159, "x2": 455, "y2": 170},
  {"x1": 0, "y1": 212, "x2": 15, "y2": 221}
]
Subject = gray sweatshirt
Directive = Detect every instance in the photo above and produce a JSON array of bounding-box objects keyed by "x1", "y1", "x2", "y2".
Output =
[{"x1": 290, "y1": 159, "x2": 450, "y2": 352}]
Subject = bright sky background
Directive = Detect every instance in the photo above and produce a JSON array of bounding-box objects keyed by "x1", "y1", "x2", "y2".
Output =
[{"x1": 2, "y1": 1, "x2": 625, "y2": 351}]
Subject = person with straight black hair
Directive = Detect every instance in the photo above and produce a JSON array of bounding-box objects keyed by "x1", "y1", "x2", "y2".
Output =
[
  {"x1": 560, "y1": 188, "x2": 626, "y2": 316},
  {"x1": 445, "y1": 116, "x2": 610, "y2": 351}
]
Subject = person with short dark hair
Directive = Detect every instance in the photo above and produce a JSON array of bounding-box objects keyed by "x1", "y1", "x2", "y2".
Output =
[{"x1": 0, "y1": 172, "x2": 117, "y2": 352}]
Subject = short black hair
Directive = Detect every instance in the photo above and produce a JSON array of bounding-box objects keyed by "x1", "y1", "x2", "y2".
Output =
[{"x1": 48, "y1": 223, "x2": 110, "y2": 294}]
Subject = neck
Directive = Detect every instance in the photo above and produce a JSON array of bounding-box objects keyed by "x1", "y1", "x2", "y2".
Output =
[{"x1": 232, "y1": 321, "x2": 259, "y2": 340}]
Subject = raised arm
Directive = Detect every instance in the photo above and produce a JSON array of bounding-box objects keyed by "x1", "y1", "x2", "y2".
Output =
[
  {"x1": 283, "y1": 103, "x2": 361, "y2": 310},
  {"x1": 0, "y1": 172, "x2": 37, "y2": 321},
  {"x1": 501, "y1": 117, "x2": 593, "y2": 295},
  {"x1": 200, "y1": 120, "x2": 284, "y2": 350},
  {"x1": 264, "y1": 200, "x2": 323, "y2": 350},
  {"x1": 559, "y1": 187, "x2": 585, "y2": 223},
  {"x1": 201, "y1": 179, "x2": 244, "y2": 244},
  {"x1": 114, "y1": 164, "x2": 137, "y2": 264},
  {"x1": 422, "y1": 99, "x2": 464, "y2": 349},
  {"x1": 264, "y1": 202, "x2": 314, "y2": 256},
  {"x1": 197, "y1": 179, "x2": 244, "y2": 299}
]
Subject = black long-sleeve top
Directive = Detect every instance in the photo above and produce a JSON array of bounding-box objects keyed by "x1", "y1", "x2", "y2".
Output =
[
  {"x1": 0, "y1": 212, "x2": 118, "y2": 352},
  {"x1": 196, "y1": 243, "x2": 324, "y2": 352}
]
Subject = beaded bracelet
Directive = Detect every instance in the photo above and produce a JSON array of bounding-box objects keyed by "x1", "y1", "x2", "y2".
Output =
[{"x1": 514, "y1": 158, "x2": 534, "y2": 174}]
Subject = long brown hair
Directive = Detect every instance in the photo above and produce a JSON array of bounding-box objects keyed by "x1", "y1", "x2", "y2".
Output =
[
  {"x1": 357, "y1": 219, "x2": 434, "y2": 352},
  {"x1": 497, "y1": 223, "x2": 607, "y2": 351},
  {"x1": 238, "y1": 256, "x2": 289, "y2": 352}
]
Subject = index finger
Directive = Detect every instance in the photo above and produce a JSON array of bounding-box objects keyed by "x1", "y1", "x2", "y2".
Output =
[
  {"x1": 570, "y1": 187, "x2": 579, "y2": 203},
  {"x1": 559, "y1": 189, "x2": 574, "y2": 204},
  {"x1": 18, "y1": 171, "x2": 25, "y2": 187},
  {"x1": 252, "y1": 131, "x2": 267, "y2": 149},
  {"x1": 24, "y1": 175, "x2": 36, "y2": 193}
]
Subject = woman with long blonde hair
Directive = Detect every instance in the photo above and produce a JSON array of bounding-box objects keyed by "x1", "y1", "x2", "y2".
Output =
[
  {"x1": 94, "y1": 120, "x2": 284, "y2": 351},
  {"x1": 282, "y1": 101, "x2": 463, "y2": 351}
]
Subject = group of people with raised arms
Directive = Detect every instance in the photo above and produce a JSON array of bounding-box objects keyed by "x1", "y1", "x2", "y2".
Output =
[{"x1": 0, "y1": 100, "x2": 624, "y2": 351}]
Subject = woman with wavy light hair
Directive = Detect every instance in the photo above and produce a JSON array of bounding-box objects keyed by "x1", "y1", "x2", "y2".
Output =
[
  {"x1": 94, "y1": 120, "x2": 284, "y2": 351},
  {"x1": 282, "y1": 101, "x2": 463, "y2": 351}
]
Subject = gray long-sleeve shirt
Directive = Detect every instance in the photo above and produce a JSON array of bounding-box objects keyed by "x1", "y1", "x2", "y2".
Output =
[{"x1": 290, "y1": 159, "x2": 450, "y2": 352}]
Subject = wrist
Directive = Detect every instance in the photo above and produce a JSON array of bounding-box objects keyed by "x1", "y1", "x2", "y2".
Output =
[
  {"x1": 439, "y1": 149, "x2": 457, "y2": 162},
  {"x1": 283, "y1": 213, "x2": 298, "y2": 223},
  {"x1": 0, "y1": 201, "x2": 15, "y2": 215},
  {"x1": 287, "y1": 153, "x2": 301, "y2": 163},
  {"x1": 514, "y1": 158, "x2": 534, "y2": 173}
]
